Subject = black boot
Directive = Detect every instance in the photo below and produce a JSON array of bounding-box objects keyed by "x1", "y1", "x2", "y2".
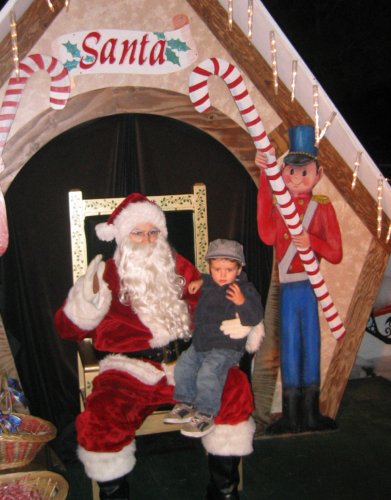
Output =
[
  {"x1": 266, "y1": 387, "x2": 301, "y2": 435},
  {"x1": 301, "y1": 385, "x2": 337, "y2": 432},
  {"x1": 97, "y1": 475, "x2": 130, "y2": 499},
  {"x1": 206, "y1": 454, "x2": 240, "y2": 500}
]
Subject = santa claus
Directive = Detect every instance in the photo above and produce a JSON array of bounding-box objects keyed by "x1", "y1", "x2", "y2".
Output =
[{"x1": 55, "y1": 193, "x2": 263, "y2": 499}]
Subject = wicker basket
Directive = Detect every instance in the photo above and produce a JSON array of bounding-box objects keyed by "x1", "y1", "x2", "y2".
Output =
[
  {"x1": 0, "y1": 375, "x2": 57, "y2": 470},
  {"x1": 0, "y1": 413, "x2": 57, "y2": 470},
  {"x1": 0, "y1": 470, "x2": 69, "y2": 499}
]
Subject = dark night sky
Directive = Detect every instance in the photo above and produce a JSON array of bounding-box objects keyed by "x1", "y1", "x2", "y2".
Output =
[{"x1": 260, "y1": 0, "x2": 391, "y2": 175}]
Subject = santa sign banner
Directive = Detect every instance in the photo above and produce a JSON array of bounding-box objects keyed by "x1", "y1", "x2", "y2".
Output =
[{"x1": 52, "y1": 24, "x2": 198, "y2": 75}]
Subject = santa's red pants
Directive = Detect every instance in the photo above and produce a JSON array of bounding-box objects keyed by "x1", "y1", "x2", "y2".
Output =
[{"x1": 76, "y1": 356, "x2": 254, "y2": 481}]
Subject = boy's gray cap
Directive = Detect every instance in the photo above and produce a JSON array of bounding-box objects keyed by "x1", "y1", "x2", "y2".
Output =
[{"x1": 205, "y1": 239, "x2": 245, "y2": 265}]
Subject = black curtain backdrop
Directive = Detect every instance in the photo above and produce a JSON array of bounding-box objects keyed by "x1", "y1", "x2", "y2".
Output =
[{"x1": 0, "y1": 113, "x2": 272, "y2": 438}]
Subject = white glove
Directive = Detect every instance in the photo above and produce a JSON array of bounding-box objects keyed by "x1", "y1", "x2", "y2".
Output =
[
  {"x1": 64, "y1": 254, "x2": 111, "y2": 330},
  {"x1": 220, "y1": 313, "x2": 252, "y2": 339},
  {"x1": 83, "y1": 254, "x2": 106, "y2": 307},
  {"x1": 245, "y1": 321, "x2": 265, "y2": 353}
]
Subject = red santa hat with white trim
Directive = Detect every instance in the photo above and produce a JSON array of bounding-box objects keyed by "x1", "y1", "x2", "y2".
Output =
[{"x1": 95, "y1": 193, "x2": 168, "y2": 245}]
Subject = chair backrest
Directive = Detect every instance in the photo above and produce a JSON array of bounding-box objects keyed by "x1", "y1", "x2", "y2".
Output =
[{"x1": 68, "y1": 183, "x2": 209, "y2": 282}]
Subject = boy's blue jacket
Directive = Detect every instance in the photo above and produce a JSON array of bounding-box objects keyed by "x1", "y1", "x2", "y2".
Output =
[{"x1": 192, "y1": 272, "x2": 264, "y2": 352}]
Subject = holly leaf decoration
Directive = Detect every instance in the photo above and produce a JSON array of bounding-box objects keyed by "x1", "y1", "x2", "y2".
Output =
[
  {"x1": 165, "y1": 47, "x2": 180, "y2": 66},
  {"x1": 84, "y1": 55, "x2": 95, "y2": 64},
  {"x1": 167, "y1": 38, "x2": 190, "y2": 52},
  {"x1": 64, "y1": 59, "x2": 80, "y2": 71},
  {"x1": 63, "y1": 41, "x2": 81, "y2": 58},
  {"x1": 154, "y1": 32, "x2": 166, "y2": 40}
]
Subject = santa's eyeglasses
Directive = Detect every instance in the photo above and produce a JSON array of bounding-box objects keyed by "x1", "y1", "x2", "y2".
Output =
[{"x1": 130, "y1": 229, "x2": 161, "y2": 242}]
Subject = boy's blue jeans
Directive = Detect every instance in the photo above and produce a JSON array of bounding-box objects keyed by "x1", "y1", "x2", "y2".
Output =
[{"x1": 173, "y1": 343, "x2": 243, "y2": 416}]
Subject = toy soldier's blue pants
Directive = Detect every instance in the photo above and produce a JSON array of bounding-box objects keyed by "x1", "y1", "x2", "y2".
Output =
[{"x1": 280, "y1": 280, "x2": 321, "y2": 388}]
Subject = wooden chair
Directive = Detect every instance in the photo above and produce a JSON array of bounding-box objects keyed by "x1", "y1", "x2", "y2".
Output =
[{"x1": 68, "y1": 184, "x2": 209, "y2": 435}]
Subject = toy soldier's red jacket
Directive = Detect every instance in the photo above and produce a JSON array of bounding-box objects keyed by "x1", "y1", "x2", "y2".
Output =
[{"x1": 257, "y1": 170, "x2": 342, "y2": 279}]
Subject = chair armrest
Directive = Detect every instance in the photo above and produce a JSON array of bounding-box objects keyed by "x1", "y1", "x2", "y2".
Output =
[
  {"x1": 77, "y1": 340, "x2": 99, "y2": 407},
  {"x1": 78, "y1": 340, "x2": 99, "y2": 372}
]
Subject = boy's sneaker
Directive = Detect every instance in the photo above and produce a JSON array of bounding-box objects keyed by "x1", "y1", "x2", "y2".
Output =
[
  {"x1": 164, "y1": 403, "x2": 195, "y2": 424},
  {"x1": 180, "y1": 412, "x2": 215, "y2": 438}
]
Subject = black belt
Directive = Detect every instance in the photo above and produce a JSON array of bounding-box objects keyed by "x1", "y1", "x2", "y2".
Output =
[{"x1": 94, "y1": 339, "x2": 190, "y2": 364}]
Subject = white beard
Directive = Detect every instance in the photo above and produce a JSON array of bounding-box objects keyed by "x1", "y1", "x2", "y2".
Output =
[{"x1": 114, "y1": 237, "x2": 191, "y2": 347}]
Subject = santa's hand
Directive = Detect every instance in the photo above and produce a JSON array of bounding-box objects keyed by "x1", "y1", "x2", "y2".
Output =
[
  {"x1": 83, "y1": 254, "x2": 106, "y2": 303},
  {"x1": 245, "y1": 321, "x2": 265, "y2": 353},
  {"x1": 220, "y1": 313, "x2": 252, "y2": 339},
  {"x1": 65, "y1": 254, "x2": 111, "y2": 326},
  {"x1": 188, "y1": 279, "x2": 203, "y2": 294}
]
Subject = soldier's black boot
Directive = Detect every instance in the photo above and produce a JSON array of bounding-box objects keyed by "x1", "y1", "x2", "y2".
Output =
[
  {"x1": 266, "y1": 386, "x2": 301, "y2": 435},
  {"x1": 301, "y1": 384, "x2": 337, "y2": 432}
]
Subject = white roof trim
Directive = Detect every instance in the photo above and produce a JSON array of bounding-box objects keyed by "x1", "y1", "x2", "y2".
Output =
[{"x1": 0, "y1": 0, "x2": 33, "y2": 41}]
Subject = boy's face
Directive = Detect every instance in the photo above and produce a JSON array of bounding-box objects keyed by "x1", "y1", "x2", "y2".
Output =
[
  {"x1": 209, "y1": 258, "x2": 241, "y2": 287},
  {"x1": 282, "y1": 160, "x2": 321, "y2": 197}
]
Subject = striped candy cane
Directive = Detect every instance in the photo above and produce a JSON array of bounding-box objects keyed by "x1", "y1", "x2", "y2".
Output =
[
  {"x1": 189, "y1": 57, "x2": 345, "y2": 340},
  {"x1": 0, "y1": 53, "x2": 70, "y2": 256}
]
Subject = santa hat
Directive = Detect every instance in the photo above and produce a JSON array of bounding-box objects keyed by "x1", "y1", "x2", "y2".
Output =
[{"x1": 95, "y1": 193, "x2": 168, "y2": 244}]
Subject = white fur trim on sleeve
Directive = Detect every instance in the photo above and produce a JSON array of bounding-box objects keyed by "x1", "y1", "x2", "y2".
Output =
[
  {"x1": 201, "y1": 418, "x2": 255, "y2": 456},
  {"x1": 245, "y1": 321, "x2": 265, "y2": 353},
  {"x1": 78, "y1": 441, "x2": 136, "y2": 481},
  {"x1": 99, "y1": 354, "x2": 165, "y2": 385}
]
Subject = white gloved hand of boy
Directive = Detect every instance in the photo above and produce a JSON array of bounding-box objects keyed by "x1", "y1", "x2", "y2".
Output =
[{"x1": 220, "y1": 313, "x2": 252, "y2": 339}]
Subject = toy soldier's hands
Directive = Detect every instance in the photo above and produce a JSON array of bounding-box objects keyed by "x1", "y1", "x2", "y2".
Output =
[
  {"x1": 220, "y1": 313, "x2": 252, "y2": 339},
  {"x1": 83, "y1": 254, "x2": 106, "y2": 303},
  {"x1": 255, "y1": 150, "x2": 268, "y2": 170},
  {"x1": 291, "y1": 230, "x2": 310, "y2": 249},
  {"x1": 255, "y1": 147, "x2": 276, "y2": 170}
]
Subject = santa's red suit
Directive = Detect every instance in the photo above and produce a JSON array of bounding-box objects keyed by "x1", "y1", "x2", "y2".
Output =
[{"x1": 54, "y1": 193, "x2": 261, "y2": 494}]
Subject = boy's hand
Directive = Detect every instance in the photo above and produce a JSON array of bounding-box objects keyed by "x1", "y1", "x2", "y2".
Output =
[
  {"x1": 226, "y1": 282, "x2": 245, "y2": 305},
  {"x1": 188, "y1": 278, "x2": 203, "y2": 294}
]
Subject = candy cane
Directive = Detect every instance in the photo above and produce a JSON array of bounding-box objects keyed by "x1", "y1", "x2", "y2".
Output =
[
  {"x1": 0, "y1": 54, "x2": 71, "y2": 256},
  {"x1": 189, "y1": 57, "x2": 345, "y2": 340}
]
